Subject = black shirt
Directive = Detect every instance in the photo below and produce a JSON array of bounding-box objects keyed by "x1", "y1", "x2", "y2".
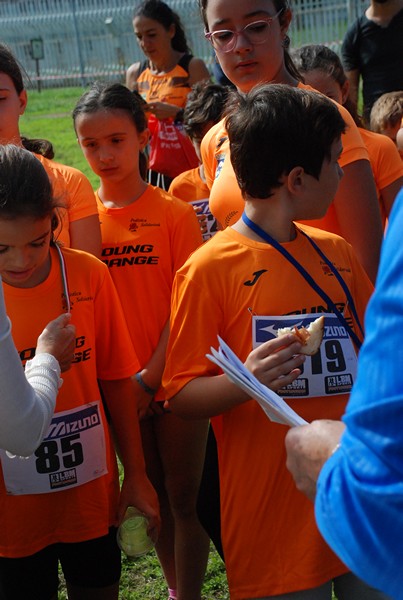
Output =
[{"x1": 341, "y1": 8, "x2": 403, "y2": 118}]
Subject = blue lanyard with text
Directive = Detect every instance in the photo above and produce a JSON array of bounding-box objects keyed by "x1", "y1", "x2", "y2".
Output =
[{"x1": 241, "y1": 212, "x2": 363, "y2": 349}]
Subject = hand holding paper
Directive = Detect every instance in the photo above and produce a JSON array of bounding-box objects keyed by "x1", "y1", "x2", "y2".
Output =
[{"x1": 207, "y1": 336, "x2": 307, "y2": 427}]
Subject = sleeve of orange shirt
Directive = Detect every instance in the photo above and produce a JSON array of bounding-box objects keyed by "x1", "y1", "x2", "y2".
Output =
[
  {"x1": 168, "y1": 168, "x2": 210, "y2": 202},
  {"x1": 36, "y1": 154, "x2": 101, "y2": 255},
  {"x1": 201, "y1": 121, "x2": 226, "y2": 191},
  {"x1": 372, "y1": 133, "x2": 403, "y2": 190},
  {"x1": 167, "y1": 195, "x2": 203, "y2": 272},
  {"x1": 50, "y1": 162, "x2": 102, "y2": 257}
]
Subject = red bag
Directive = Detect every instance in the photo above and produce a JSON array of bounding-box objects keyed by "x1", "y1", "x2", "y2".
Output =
[{"x1": 148, "y1": 115, "x2": 199, "y2": 179}]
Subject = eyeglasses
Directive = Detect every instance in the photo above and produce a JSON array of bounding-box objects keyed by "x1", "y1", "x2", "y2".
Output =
[{"x1": 205, "y1": 10, "x2": 283, "y2": 54}]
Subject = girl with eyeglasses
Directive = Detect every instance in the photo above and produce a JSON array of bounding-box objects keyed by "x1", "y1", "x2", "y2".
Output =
[{"x1": 199, "y1": 0, "x2": 383, "y2": 285}]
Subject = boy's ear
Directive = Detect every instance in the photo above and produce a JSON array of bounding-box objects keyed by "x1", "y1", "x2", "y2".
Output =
[
  {"x1": 341, "y1": 79, "x2": 350, "y2": 105},
  {"x1": 18, "y1": 89, "x2": 28, "y2": 116},
  {"x1": 139, "y1": 128, "x2": 150, "y2": 151},
  {"x1": 168, "y1": 23, "x2": 176, "y2": 40},
  {"x1": 286, "y1": 166, "x2": 305, "y2": 194},
  {"x1": 280, "y1": 7, "x2": 292, "y2": 36}
]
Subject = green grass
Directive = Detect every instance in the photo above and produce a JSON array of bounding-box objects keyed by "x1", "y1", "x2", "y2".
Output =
[
  {"x1": 57, "y1": 544, "x2": 229, "y2": 599},
  {"x1": 119, "y1": 548, "x2": 228, "y2": 600},
  {"x1": 20, "y1": 87, "x2": 100, "y2": 189}
]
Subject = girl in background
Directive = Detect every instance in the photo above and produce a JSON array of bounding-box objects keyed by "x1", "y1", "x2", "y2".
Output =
[
  {"x1": 126, "y1": 0, "x2": 210, "y2": 190},
  {"x1": 292, "y1": 44, "x2": 403, "y2": 228},
  {"x1": 0, "y1": 43, "x2": 102, "y2": 257},
  {"x1": 73, "y1": 82, "x2": 208, "y2": 600}
]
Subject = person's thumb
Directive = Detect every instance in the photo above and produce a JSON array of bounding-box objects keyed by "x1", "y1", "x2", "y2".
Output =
[{"x1": 49, "y1": 313, "x2": 72, "y2": 330}]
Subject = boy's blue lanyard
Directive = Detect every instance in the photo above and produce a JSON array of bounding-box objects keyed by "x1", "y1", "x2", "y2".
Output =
[{"x1": 241, "y1": 212, "x2": 363, "y2": 349}]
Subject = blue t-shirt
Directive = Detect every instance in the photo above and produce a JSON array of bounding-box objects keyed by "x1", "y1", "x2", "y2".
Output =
[{"x1": 316, "y1": 189, "x2": 403, "y2": 599}]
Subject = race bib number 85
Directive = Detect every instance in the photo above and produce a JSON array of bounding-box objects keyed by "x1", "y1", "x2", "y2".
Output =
[{"x1": 0, "y1": 402, "x2": 107, "y2": 495}]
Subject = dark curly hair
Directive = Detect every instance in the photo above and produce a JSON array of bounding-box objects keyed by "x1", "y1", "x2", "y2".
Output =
[
  {"x1": 183, "y1": 81, "x2": 229, "y2": 139},
  {"x1": 226, "y1": 84, "x2": 345, "y2": 199}
]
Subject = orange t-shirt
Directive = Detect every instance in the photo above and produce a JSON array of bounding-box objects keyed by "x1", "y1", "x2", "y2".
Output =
[
  {"x1": 168, "y1": 166, "x2": 210, "y2": 201},
  {"x1": 168, "y1": 167, "x2": 220, "y2": 242},
  {"x1": 359, "y1": 128, "x2": 403, "y2": 226},
  {"x1": 35, "y1": 154, "x2": 98, "y2": 248},
  {"x1": 0, "y1": 246, "x2": 139, "y2": 557},
  {"x1": 96, "y1": 184, "x2": 202, "y2": 399},
  {"x1": 163, "y1": 225, "x2": 373, "y2": 598},
  {"x1": 137, "y1": 59, "x2": 192, "y2": 108},
  {"x1": 201, "y1": 83, "x2": 369, "y2": 231}
]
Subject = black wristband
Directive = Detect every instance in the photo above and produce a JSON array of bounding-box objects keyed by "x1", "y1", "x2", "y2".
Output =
[{"x1": 135, "y1": 372, "x2": 157, "y2": 396}]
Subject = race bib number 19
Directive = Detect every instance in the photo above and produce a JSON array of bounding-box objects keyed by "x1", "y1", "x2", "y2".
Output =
[
  {"x1": 253, "y1": 313, "x2": 358, "y2": 398},
  {"x1": 0, "y1": 402, "x2": 107, "y2": 495}
]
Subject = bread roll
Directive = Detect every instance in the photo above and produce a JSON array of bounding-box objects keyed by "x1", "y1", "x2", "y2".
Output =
[{"x1": 277, "y1": 315, "x2": 325, "y2": 355}]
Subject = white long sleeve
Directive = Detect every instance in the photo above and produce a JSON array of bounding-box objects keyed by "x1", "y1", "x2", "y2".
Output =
[{"x1": 0, "y1": 279, "x2": 61, "y2": 456}]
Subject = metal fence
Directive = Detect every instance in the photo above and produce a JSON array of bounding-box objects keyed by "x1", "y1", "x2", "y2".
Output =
[{"x1": 0, "y1": 0, "x2": 367, "y2": 89}]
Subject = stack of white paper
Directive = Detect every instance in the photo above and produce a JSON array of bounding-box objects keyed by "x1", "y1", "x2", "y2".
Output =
[{"x1": 206, "y1": 336, "x2": 307, "y2": 427}]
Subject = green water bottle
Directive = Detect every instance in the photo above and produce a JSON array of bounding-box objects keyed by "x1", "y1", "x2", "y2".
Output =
[{"x1": 117, "y1": 507, "x2": 154, "y2": 558}]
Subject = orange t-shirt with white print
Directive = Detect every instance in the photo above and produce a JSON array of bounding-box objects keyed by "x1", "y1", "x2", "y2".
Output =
[
  {"x1": 163, "y1": 224, "x2": 373, "y2": 599},
  {"x1": 0, "y1": 246, "x2": 139, "y2": 558},
  {"x1": 96, "y1": 184, "x2": 202, "y2": 399},
  {"x1": 136, "y1": 60, "x2": 192, "y2": 108},
  {"x1": 358, "y1": 128, "x2": 403, "y2": 227},
  {"x1": 201, "y1": 83, "x2": 369, "y2": 230},
  {"x1": 35, "y1": 154, "x2": 98, "y2": 248}
]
